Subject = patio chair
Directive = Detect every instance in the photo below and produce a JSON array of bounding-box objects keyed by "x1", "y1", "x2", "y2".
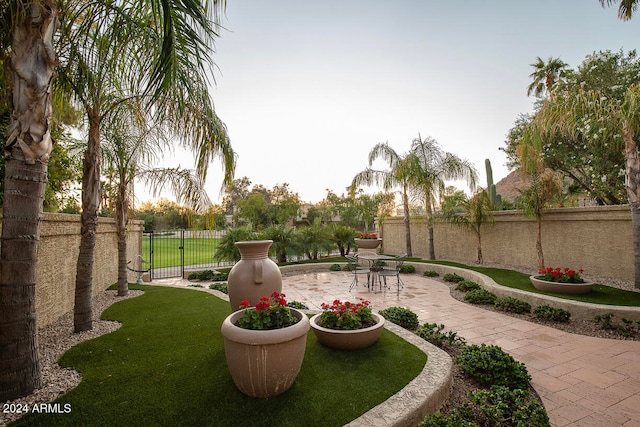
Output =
[
  {"x1": 378, "y1": 254, "x2": 406, "y2": 294},
  {"x1": 346, "y1": 255, "x2": 371, "y2": 291}
]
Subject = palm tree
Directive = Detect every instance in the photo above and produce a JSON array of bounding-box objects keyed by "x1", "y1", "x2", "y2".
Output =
[
  {"x1": 532, "y1": 85, "x2": 640, "y2": 286},
  {"x1": 100, "y1": 103, "x2": 213, "y2": 297},
  {"x1": 409, "y1": 134, "x2": 478, "y2": 260},
  {"x1": 0, "y1": 0, "x2": 58, "y2": 400},
  {"x1": 330, "y1": 223, "x2": 357, "y2": 256},
  {"x1": 55, "y1": 0, "x2": 234, "y2": 332},
  {"x1": 600, "y1": 0, "x2": 638, "y2": 20},
  {"x1": 351, "y1": 143, "x2": 414, "y2": 257},
  {"x1": 441, "y1": 190, "x2": 494, "y2": 264},
  {"x1": 260, "y1": 224, "x2": 297, "y2": 263},
  {"x1": 515, "y1": 139, "x2": 564, "y2": 271},
  {"x1": 527, "y1": 56, "x2": 568, "y2": 98}
]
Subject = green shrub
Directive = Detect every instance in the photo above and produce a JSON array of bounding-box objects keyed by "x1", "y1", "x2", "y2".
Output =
[
  {"x1": 463, "y1": 289, "x2": 497, "y2": 305},
  {"x1": 209, "y1": 282, "x2": 228, "y2": 294},
  {"x1": 329, "y1": 264, "x2": 342, "y2": 271},
  {"x1": 494, "y1": 297, "x2": 531, "y2": 314},
  {"x1": 188, "y1": 284, "x2": 204, "y2": 288},
  {"x1": 456, "y1": 344, "x2": 531, "y2": 390},
  {"x1": 421, "y1": 386, "x2": 549, "y2": 427},
  {"x1": 212, "y1": 272, "x2": 229, "y2": 281},
  {"x1": 400, "y1": 264, "x2": 416, "y2": 274},
  {"x1": 594, "y1": 313, "x2": 639, "y2": 338},
  {"x1": 188, "y1": 270, "x2": 228, "y2": 281},
  {"x1": 287, "y1": 301, "x2": 309, "y2": 310},
  {"x1": 415, "y1": 323, "x2": 466, "y2": 348},
  {"x1": 379, "y1": 306, "x2": 419, "y2": 330},
  {"x1": 456, "y1": 280, "x2": 480, "y2": 292},
  {"x1": 470, "y1": 386, "x2": 549, "y2": 426},
  {"x1": 533, "y1": 305, "x2": 571, "y2": 322},
  {"x1": 443, "y1": 273, "x2": 465, "y2": 283},
  {"x1": 423, "y1": 270, "x2": 439, "y2": 277}
]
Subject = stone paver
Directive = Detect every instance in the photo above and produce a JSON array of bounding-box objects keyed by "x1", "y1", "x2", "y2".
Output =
[{"x1": 158, "y1": 269, "x2": 640, "y2": 426}]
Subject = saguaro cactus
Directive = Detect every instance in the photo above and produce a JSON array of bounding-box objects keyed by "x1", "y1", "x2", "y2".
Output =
[{"x1": 485, "y1": 159, "x2": 502, "y2": 210}]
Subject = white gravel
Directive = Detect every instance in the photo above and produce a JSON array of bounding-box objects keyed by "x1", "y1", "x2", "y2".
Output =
[{"x1": 1, "y1": 289, "x2": 143, "y2": 426}]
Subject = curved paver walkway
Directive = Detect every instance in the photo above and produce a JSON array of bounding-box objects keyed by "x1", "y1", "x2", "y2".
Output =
[{"x1": 276, "y1": 269, "x2": 640, "y2": 427}]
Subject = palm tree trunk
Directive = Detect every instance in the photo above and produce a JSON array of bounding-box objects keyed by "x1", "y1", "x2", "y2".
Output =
[
  {"x1": 426, "y1": 202, "x2": 435, "y2": 260},
  {"x1": 476, "y1": 230, "x2": 483, "y2": 264},
  {"x1": 0, "y1": 149, "x2": 47, "y2": 401},
  {"x1": 0, "y1": 0, "x2": 57, "y2": 400},
  {"x1": 74, "y1": 115, "x2": 102, "y2": 332},
  {"x1": 536, "y1": 214, "x2": 545, "y2": 271},
  {"x1": 623, "y1": 124, "x2": 640, "y2": 288},
  {"x1": 116, "y1": 179, "x2": 129, "y2": 296},
  {"x1": 402, "y1": 186, "x2": 412, "y2": 257}
]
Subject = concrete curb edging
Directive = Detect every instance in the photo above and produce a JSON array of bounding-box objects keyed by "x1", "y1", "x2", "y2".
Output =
[{"x1": 347, "y1": 321, "x2": 453, "y2": 427}]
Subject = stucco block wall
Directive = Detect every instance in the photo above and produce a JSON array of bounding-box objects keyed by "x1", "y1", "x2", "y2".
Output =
[
  {"x1": 380, "y1": 205, "x2": 633, "y2": 282},
  {"x1": 1, "y1": 212, "x2": 144, "y2": 328}
]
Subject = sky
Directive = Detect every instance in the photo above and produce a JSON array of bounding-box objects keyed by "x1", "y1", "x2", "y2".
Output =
[{"x1": 138, "y1": 0, "x2": 640, "y2": 207}]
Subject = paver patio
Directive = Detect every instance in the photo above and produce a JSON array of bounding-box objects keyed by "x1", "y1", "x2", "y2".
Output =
[{"x1": 161, "y1": 269, "x2": 640, "y2": 426}]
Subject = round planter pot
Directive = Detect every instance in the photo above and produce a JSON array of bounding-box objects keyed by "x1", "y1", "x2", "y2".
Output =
[
  {"x1": 228, "y1": 240, "x2": 282, "y2": 312},
  {"x1": 310, "y1": 313, "x2": 385, "y2": 350},
  {"x1": 354, "y1": 238, "x2": 382, "y2": 250},
  {"x1": 221, "y1": 308, "x2": 310, "y2": 398},
  {"x1": 530, "y1": 276, "x2": 594, "y2": 295}
]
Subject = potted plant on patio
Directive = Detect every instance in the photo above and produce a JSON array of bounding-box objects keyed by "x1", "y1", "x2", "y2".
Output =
[
  {"x1": 530, "y1": 267, "x2": 594, "y2": 295},
  {"x1": 354, "y1": 232, "x2": 382, "y2": 250},
  {"x1": 310, "y1": 299, "x2": 385, "y2": 350},
  {"x1": 220, "y1": 291, "x2": 310, "y2": 398}
]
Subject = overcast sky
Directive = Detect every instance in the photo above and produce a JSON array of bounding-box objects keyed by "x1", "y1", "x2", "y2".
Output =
[{"x1": 138, "y1": 0, "x2": 640, "y2": 206}]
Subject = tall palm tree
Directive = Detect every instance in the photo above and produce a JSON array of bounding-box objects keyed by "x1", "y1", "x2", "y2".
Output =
[
  {"x1": 55, "y1": 0, "x2": 234, "y2": 332},
  {"x1": 527, "y1": 56, "x2": 568, "y2": 98},
  {"x1": 101, "y1": 102, "x2": 213, "y2": 297},
  {"x1": 351, "y1": 143, "x2": 414, "y2": 257},
  {"x1": 600, "y1": 0, "x2": 638, "y2": 20},
  {"x1": 0, "y1": 0, "x2": 58, "y2": 400},
  {"x1": 532, "y1": 85, "x2": 640, "y2": 286},
  {"x1": 409, "y1": 135, "x2": 477, "y2": 260}
]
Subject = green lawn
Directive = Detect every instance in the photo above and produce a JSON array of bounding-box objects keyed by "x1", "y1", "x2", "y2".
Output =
[
  {"x1": 12, "y1": 285, "x2": 426, "y2": 427},
  {"x1": 421, "y1": 260, "x2": 640, "y2": 307},
  {"x1": 142, "y1": 237, "x2": 221, "y2": 269}
]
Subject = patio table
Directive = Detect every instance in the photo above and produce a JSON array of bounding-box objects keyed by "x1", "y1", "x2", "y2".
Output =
[{"x1": 357, "y1": 253, "x2": 398, "y2": 292}]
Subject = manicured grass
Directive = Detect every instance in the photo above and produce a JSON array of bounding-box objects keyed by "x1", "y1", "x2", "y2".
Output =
[
  {"x1": 13, "y1": 285, "x2": 426, "y2": 426},
  {"x1": 142, "y1": 237, "x2": 221, "y2": 268},
  {"x1": 421, "y1": 260, "x2": 640, "y2": 307}
]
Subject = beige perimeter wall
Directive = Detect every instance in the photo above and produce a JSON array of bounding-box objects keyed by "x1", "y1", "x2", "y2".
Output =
[
  {"x1": 380, "y1": 205, "x2": 633, "y2": 283},
  {"x1": 1, "y1": 212, "x2": 144, "y2": 328}
]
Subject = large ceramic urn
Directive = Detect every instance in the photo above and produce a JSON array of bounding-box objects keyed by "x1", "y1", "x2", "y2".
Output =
[
  {"x1": 228, "y1": 240, "x2": 282, "y2": 311},
  {"x1": 221, "y1": 308, "x2": 310, "y2": 398}
]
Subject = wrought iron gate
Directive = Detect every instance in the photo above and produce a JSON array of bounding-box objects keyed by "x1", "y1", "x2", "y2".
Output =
[{"x1": 143, "y1": 229, "x2": 231, "y2": 279}]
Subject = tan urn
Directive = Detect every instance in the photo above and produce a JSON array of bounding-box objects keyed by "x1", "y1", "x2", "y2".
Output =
[
  {"x1": 228, "y1": 240, "x2": 282, "y2": 311},
  {"x1": 529, "y1": 276, "x2": 594, "y2": 295},
  {"x1": 354, "y1": 238, "x2": 382, "y2": 250},
  {"x1": 221, "y1": 308, "x2": 310, "y2": 398}
]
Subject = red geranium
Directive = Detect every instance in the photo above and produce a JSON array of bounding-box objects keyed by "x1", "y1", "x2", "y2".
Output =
[
  {"x1": 237, "y1": 291, "x2": 299, "y2": 330},
  {"x1": 319, "y1": 298, "x2": 374, "y2": 330},
  {"x1": 358, "y1": 233, "x2": 378, "y2": 239},
  {"x1": 537, "y1": 267, "x2": 585, "y2": 283}
]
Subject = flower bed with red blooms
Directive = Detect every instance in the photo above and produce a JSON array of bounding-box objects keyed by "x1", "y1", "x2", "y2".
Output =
[
  {"x1": 536, "y1": 267, "x2": 585, "y2": 283},
  {"x1": 236, "y1": 292, "x2": 300, "y2": 330},
  {"x1": 358, "y1": 233, "x2": 378, "y2": 239},
  {"x1": 318, "y1": 299, "x2": 375, "y2": 330}
]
